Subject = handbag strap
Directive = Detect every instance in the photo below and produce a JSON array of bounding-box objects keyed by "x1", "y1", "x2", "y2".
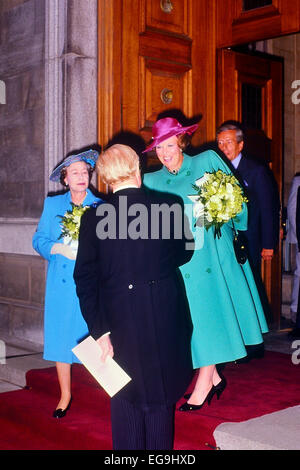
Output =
[{"x1": 231, "y1": 219, "x2": 238, "y2": 236}]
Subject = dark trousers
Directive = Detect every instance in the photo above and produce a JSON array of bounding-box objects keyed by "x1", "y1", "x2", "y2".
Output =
[{"x1": 110, "y1": 396, "x2": 175, "y2": 450}]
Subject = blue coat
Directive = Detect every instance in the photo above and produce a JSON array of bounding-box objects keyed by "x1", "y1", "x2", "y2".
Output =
[
  {"x1": 143, "y1": 151, "x2": 268, "y2": 368},
  {"x1": 32, "y1": 189, "x2": 102, "y2": 363}
]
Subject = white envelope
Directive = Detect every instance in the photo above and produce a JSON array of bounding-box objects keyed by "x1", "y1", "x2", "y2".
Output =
[{"x1": 72, "y1": 336, "x2": 131, "y2": 397}]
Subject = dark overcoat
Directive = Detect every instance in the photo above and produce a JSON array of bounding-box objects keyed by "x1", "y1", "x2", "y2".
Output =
[
  {"x1": 74, "y1": 187, "x2": 193, "y2": 406},
  {"x1": 235, "y1": 153, "x2": 280, "y2": 266}
]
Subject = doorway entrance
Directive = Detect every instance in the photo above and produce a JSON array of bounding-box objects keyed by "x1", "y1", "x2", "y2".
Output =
[{"x1": 217, "y1": 48, "x2": 283, "y2": 328}]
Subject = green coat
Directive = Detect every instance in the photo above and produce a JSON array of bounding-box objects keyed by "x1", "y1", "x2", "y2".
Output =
[{"x1": 143, "y1": 151, "x2": 268, "y2": 368}]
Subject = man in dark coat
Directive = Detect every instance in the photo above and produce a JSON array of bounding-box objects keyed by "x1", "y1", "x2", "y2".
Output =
[
  {"x1": 73, "y1": 143, "x2": 193, "y2": 450},
  {"x1": 289, "y1": 186, "x2": 300, "y2": 338},
  {"x1": 216, "y1": 121, "x2": 279, "y2": 272}
]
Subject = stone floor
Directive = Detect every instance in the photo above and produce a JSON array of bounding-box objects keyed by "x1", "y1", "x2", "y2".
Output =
[{"x1": 0, "y1": 331, "x2": 54, "y2": 393}]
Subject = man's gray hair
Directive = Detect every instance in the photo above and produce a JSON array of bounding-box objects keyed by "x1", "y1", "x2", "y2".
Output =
[{"x1": 216, "y1": 122, "x2": 244, "y2": 143}]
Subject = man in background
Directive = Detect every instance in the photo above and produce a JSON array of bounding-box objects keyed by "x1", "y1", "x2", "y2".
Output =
[{"x1": 216, "y1": 121, "x2": 279, "y2": 276}]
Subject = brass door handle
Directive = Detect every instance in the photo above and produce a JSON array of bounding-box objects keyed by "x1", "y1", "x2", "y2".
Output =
[
  {"x1": 160, "y1": 0, "x2": 173, "y2": 14},
  {"x1": 160, "y1": 88, "x2": 173, "y2": 104}
]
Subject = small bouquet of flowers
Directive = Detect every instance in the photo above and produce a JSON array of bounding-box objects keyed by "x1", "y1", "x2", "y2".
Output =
[
  {"x1": 57, "y1": 203, "x2": 90, "y2": 253},
  {"x1": 188, "y1": 170, "x2": 248, "y2": 239}
]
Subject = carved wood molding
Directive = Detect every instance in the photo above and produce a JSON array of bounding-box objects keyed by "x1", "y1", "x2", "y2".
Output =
[{"x1": 97, "y1": 0, "x2": 122, "y2": 149}]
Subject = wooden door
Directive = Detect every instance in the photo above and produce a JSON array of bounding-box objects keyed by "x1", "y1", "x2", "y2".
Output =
[
  {"x1": 97, "y1": 0, "x2": 213, "y2": 177},
  {"x1": 217, "y1": 48, "x2": 283, "y2": 328}
]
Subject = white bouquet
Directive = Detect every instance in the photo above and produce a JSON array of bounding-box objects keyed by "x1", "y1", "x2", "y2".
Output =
[{"x1": 188, "y1": 170, "x2": 248, "y2": 238}]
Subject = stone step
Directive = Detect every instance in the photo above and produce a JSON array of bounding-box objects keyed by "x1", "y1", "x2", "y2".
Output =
[
  {"x1": 0, "y1": 331, "x2": 54, "y2": 388},
  {"x1": 213, "y1": 405, "x2": 300, "y2": 450}
]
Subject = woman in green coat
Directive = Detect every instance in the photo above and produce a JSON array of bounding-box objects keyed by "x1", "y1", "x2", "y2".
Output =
[{"x1": 143, "y1": 117, "x2": 268, "y2": 412}]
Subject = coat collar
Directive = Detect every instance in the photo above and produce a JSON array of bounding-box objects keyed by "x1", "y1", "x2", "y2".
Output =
[
  {"x1": 108, "y1": 187, "x2": 145, "y2": 203},
  {"x1": 65, "y1": 188, "x2": 100, "y2": 206}
]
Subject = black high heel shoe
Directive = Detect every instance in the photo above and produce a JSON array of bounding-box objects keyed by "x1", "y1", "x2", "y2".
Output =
[
  {"x1": 53, "y1": 398, "x2": 72, "y2": 418},
  {"x1": 179, "y1": 386, "x2": 215, "y2": 412},
  {"x1": 183, "y1": 376, "x2": 227, "y2": 402},
  {"x1": 213, "y1": 376, "x2": 227, "y2": 400}
]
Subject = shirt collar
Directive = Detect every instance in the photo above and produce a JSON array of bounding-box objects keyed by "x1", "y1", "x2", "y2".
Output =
[
  {"x1": 113, "y1": 184, "x2": 140, "y2": 193},
  {"x1": 231, "y1": 153, "x2": 242, "y2": 169}
]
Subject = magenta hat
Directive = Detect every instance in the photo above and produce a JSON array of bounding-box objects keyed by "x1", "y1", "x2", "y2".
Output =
[{"x1": 143, "y1": 117, "x2": 198, "y2": 153}]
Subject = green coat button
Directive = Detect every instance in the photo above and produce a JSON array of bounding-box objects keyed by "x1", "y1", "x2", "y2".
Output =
[
  {"x1": 185, "y1": 273, "x2": 190, "y2": 279},
  {"x1": 166, "y1": 179, "x2": 171, "y2": 184},
  {"x1": 186, "y1": 171, "x2": 191, "y2": 176}
]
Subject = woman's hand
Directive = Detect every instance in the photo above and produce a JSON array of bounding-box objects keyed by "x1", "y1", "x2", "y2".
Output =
[{"x1": 51, "y1": 243, "x2": 77, "y2": 260}]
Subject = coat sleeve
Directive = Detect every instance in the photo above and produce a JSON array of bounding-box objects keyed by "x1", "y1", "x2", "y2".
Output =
[
  {"x1": 296, "y1": 187, "x2": 300, "y2": 252},
  {"x1": 32, "y1": 197, "x2": 57, "y2": 261},
  {"x1": 287, "y1": 176, "x2": 300, "y2": 243},
  {"x1": 254, "y1": 164, "x2": 280, "y2": 249},
  {"x1": 73, "y1": 209, "x2": 108, "y2": 340}
]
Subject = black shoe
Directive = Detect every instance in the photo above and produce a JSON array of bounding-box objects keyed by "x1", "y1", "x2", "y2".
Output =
[
  {"x1": 213, "y1": 376, "x2": 227, "y2": 400},
  {"x1": 53, "y1": 398, "x2": 72, "y2": 418},
  {"x1": 179, "y1": 387, "x2": 215, "y2": 412},
  {"x1": 183, "y1": 376, "x2": 227, "y2": 402}
]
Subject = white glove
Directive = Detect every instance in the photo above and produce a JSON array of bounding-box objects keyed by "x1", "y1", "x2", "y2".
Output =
[{"x1": 51, "y1": 243, "x2": 77, "y2": 260}]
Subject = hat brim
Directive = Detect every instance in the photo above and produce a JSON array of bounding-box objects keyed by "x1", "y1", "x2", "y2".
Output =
[
  {"x1": 142, "y1": 123, "x2": 198, "y2": 153},
  {"x1": 50, "y1": 149, "x2": 99, "y2": 182}
]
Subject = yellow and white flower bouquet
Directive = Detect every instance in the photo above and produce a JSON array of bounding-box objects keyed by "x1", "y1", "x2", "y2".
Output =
[
  {"x1": 57, "y1": 203, "x2": 90, "y2": 253},
  {"x1": 188, "y1": 170, "x2": 248, "y2": 239}
]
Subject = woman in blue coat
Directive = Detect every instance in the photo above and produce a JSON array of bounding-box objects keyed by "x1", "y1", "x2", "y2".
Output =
[
  {"x1": 32, "y1": 150, "x2": 102, "y2": 418},
  {"x1": 143, "y1": 118, "x2": 268, "y2": 412}
]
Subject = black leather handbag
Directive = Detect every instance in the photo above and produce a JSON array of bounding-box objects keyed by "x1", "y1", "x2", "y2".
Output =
[{"x1": 232, "y1": 221, "x2": 248, "y2": 265}]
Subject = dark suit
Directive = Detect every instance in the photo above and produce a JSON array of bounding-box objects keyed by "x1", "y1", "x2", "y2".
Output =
[
  {"x1": 234, "y1": 153, "x2": 280, "y2": 268},
  {"x1": 74, "y1": 187, "x2": 193, "y2": 450},
  {"x1": 294, "y1": 187, "x2": 300, "y2": 330}
]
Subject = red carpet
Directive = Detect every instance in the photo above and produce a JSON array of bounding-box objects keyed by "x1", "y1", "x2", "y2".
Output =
[{"x1": 0, "y1": 351, "x2": 299, "y2": 450}]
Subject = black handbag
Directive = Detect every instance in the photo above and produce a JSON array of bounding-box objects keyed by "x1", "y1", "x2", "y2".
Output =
[{"x1": 232, "y1": 221, "x2": 248, "y2": 265}]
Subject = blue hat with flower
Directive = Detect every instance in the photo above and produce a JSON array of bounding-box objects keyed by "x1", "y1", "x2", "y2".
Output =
[{"x1": 50, "y1": 149, "x2": 99, "y2": 182}]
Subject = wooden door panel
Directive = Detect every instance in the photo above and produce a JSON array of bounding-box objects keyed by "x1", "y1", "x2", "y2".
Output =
[
  {"x1": 144, "y1": 66, "x2": 187, "y2": 123},
  {"x1": 139, "y1": 31, "x2": 191, "y2": 65},
  {"x1": 98, "y1": 0, "x2": 214, "y2": 154},
  {"x1": 217, "y1": 48, "x2": 283, "y2": 328},
  {"x1": 216, "y1": 0, "x2": 300, "y2": 47},
  {"x1": 145, "y1": 0, "x2": 189, "y2": 35},
  {"x1": 120, "y1": 0, "x2": 194, "y2": 166}
]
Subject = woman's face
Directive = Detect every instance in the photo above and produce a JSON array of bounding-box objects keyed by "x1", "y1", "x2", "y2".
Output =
[
  {"x1": 64, "y1": 161, "x2": 89, "y2": 193},
  {"x1": 155, "y1": 135, "x2": 183, "y2": 171}
]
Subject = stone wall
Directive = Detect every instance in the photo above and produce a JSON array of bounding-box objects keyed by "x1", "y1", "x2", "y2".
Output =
[
  {"x1": 0, "y1": 0, "x2": 46, "y2": 219},
  {"x1": 0, "y1": 0, "x2": 98, "y2": 344},
  {"x1": 0, "y1": 253, "x2": 45, "y2": 344}
]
